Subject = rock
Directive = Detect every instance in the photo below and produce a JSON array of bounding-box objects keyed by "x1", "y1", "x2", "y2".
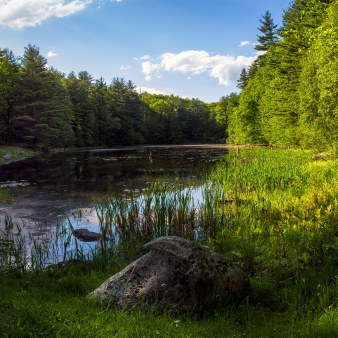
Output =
[
  {"x1": 73, "y1": 228, "x2": 102, "y2": 242},
  {"x1": 90, "y1": 236, "x2": 249, "y2": 313},
  {"x1": 2, "y1": 153, "x2": 12, "y2": 160}
]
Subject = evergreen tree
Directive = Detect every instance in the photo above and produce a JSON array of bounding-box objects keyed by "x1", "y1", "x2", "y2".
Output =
[
  {"x1": 0, "y1": 48, "x2": 18, "y2": 143},
  {"x1": 255, "y1": 11, "x2": 278, "y2": 52},
  {"x1": 12, "y1": 45, "x2": 74, "y2": 149},
  {"x1": 91, "y1": 77, "x2": 120, "y2": 146},
  {"x1": 33, "y1": 69, "x2": 75, "y2": 148},
  {"x1": 109, "y1": 78, "x2": 144, "y2": 145},
  {"x1": 65, "y1": 71, "x2": 95, "y2": 147},
  {"x1": 298, "y1": 0, "x2": 338, "y2": 151},
  {"x1": 237, "y1": 68, "x2": 249, "y2": 90}
]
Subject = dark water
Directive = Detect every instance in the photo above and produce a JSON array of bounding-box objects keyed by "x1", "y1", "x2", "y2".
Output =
[{"x1": 0, "y1": 145, "x2": 229, "y2": 228}]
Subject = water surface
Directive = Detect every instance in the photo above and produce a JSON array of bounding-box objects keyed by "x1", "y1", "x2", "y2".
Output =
[{"x1": 0, "y1": 145, "x2": 229, "y2": 234}]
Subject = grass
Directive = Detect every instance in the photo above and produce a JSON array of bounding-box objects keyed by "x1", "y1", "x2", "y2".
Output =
[
  {"x1": 0, "y1": 145, "x2": 36, "y2": 163},
  {"x1": 2, "y1": 148, "x2": 338, "y2": 336},
  {"x1": 0, "y1": 187, "x2": 11, "y2": 203}
]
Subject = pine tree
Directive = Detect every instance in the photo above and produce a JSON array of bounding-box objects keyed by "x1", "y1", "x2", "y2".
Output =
[
  {"x1": 12, "y1": 44, "x2": 47, "y2": 145},
  {"x1": 91, "y1": 77, "x2": 120, "y2": 146},
  {"x1": 108, "y1": 78, "x2": 144, "y2": 145},
  {"x1": 237, "y1": 68, "x2": 248, "y2": 90},
  {"x1": 0, "y1": 48, "x2": 18, "y2": 143},
  {"x1": 255, "y1": 11, "x2": 278, "y2": 52},
  {"x1": 12, "y1": 45, "x2": 74, "y2": 149},
  {"x1": 65, "y1": 71, "x2": 95, "y2": 147}
]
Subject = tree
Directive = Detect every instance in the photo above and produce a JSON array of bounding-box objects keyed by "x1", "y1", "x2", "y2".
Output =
[
  {"x1": 212, "y1": 93, "x2": 240, "y2": 142},
  {"x1": 237, "y1": 68, "x2": 249, "y2": 90},
  {"x1": 0, "y1": 48, "x2": 18, "y2": 143},
  {"x1": 65, "y1": 71, "x2": 95, "y2": 147},
  {"x1": 109, "y1": 78, "x2": 144, "y2": 145},
  {"x1": 232, "y1": 0, "x2": 332, "y2": 147},
  {"x1": 91, "y1": 78, "x2": 120, "y2": 146},
  {"x1": 298, "y1": 0, "x2": 338, "y2": 152},
  {"x1": 255, "y1": 11, "x2": 278, "y2": 52},
  {"x1": 12, "y1": 45, "x2": 74, "y2": 149}
]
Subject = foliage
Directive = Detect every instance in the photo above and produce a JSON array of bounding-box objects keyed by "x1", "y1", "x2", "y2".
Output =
[
  {"x1": 0, "y1": 45, "x2": 230, "y2": 149},
  {"x1": 255, "y1": 11, "x2": 278, "y2": 52},
  {"x1": 232, "y1": 0, "x2": 335, "y2": 148}
]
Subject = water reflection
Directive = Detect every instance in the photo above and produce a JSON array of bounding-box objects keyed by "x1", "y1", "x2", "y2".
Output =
[{"x1": 0, "y1": 145, "x2": 228, "y2": 262}]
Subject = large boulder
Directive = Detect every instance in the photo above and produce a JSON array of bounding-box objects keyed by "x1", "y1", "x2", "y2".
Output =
[{"x1": 90, "y1": 236, "x2": 249, "y2": 312}]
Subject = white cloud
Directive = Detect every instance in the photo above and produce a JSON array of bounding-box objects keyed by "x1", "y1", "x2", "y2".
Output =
[
  {"x1": 142, "y1": 61, "x2": 159, "y2": 76},
  {"x1": 0, "y1": 0, "x2": 93, "y2": 29},
  {"x1": 47, "y1": 51, "x2": 58, "y2": 58},
  {"x1": 239, "y1": 41, "x2": 250, "y2": 47},
  {"x1": 141, "y1": 50, "x2": 256, "y2": 86},
  {"x1": 133, "y1": 54, "x2": 150, "y2": 61},
  {"x1": 137, "y1": 86, "x2": 174, "y2": 95},
  {"x1": 145, "y1": 75, "x2": 151, "y2": 81},
  {"x1": 120, "y1": 65, "x2": 131, "y2": 70}
]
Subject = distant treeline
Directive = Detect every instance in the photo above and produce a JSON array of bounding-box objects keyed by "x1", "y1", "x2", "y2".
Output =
[
  {"x1": 231, "y1": 0, "x2": 338, "y2": 152},
  {"x1": 0, "y1": 45, "x2": 238, "y2": 150}
]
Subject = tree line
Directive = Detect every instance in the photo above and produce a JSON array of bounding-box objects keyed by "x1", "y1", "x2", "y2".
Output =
[
  {"x1": 0, "y1": 45, "x2": 239, "y2": 150},
  {"x1": 231, "y1": 0, "x2": 338, "y2": 152},
  {"x1": 2, "y1": 1, "x2": 335, "y2": 152}
]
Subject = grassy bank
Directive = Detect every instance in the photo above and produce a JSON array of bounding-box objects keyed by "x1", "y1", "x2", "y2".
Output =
[
  {"x1": 2, "y1": 148, "x2": 338, "y2": 337},
  {"x1": 0, "y1": 146, "x2": 36, "y2": 163}
]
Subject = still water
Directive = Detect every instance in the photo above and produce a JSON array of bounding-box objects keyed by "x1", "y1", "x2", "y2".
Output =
[{"x1": 0, "y1": 145, "x2": 229, "y2": 259}]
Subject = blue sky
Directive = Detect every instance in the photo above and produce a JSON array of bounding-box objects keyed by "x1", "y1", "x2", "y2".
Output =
[{"x1": 0, "y1": 0, "x2": 291, "y2": 102}]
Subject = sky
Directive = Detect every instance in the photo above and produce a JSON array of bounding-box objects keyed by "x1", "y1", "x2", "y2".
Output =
[{"x1": 0, "y1": 0, "x2": 292, "y2": 103}]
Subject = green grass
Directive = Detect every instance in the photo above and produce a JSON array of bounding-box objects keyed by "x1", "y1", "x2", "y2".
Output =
[
  {"x1": 0, "y1": 266, "x2": 313, "y2": 338},
  {"x1": 0, "y1": 146, "x2": 36, "y2": 162},
  {"x1": 3, "y1": 148, "x2": 338, "y2": 337},
  {"x1": 0, "y1": 187, "x2": 11, "y2": 202}
]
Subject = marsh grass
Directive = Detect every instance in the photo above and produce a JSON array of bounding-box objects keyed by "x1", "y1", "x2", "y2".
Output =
[{"x1": 3, "y1": 148, "x2": 338, "y2": 336}]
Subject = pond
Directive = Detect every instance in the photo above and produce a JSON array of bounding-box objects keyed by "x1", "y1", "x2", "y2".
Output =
[{"x1": 0, "y1": 145, "x2": 229, "y2": 265}]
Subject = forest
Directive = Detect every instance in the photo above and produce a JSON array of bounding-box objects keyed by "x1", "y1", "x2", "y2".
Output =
[
  {"x1": 232, "y1": 0, "x2": 338, "y2": 152},
  {"x1": 2, "y1": 0, "x2": 338, "y2": 152},
  {"x1": 0, "y1": 44, "x2": 236, "y2": 150}
]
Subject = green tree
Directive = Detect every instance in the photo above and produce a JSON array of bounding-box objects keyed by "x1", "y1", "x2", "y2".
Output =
[
  {"x1": 255, "y1": 11, "x2": 278, "y2": 52},
  {"x1": 12, "y1": 44, "x2": 74, "y2": 149},
  {"x1": 212, "y1": 93, "x2": 240, "y2": 142},
  {"x1": 298, "y1": 0, "x2": 338, "y2": 152},
  {"x1": 109, "y1": 78, "x2": 144, "y2": 145},
  {"x1": 65, "y1": 71, "x2": 95, "y2": 147},
  {"x1": 0, "y1": 48, "x2": 18, "y2": 144},
  {"x1": 237, "y1": 68, "x2": 249, "y2": 90},
  {"x1": 91, "y1": 78, "x2": 120, "y2": 146}
]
